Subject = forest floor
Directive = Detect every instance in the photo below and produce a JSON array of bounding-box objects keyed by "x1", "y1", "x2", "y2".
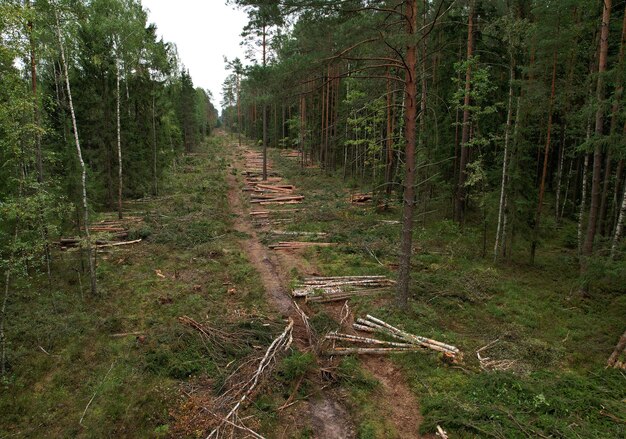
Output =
[{"x1": 1, "y1": 131, "x2": 625, "y2": 438}]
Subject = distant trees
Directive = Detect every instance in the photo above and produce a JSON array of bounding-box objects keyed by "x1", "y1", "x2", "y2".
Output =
[
  {"x1": 225, "y1": 0, "x2": 626, "y2": 303},
  {"x1": 0, "y1": 0, "x2": 216, "y2": 374}
]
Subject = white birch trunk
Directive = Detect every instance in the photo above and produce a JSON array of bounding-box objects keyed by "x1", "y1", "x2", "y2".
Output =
[
  {"x1": 578, "y1": 153, "x2": 590, "y2": 257},
  {"x1": 55, "y1": 8, "x2": 97, "y2": 295},
  {"x1": 555, "y1": 130, "x2": 565, "y2": 222},
  {"x1": 611, "y1": 184, "x2": 626, "y2": 259},
  {"x1": 494, "y1": 61, "x2": 515, "y2": 262},
  {"x1": 116, "y1": 55, "x2": 123, "y2": 220}
]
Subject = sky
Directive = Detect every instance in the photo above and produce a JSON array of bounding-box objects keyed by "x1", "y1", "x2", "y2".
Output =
[{"x1": 141, "y1": 0, "x2": 248, "y2": 107}]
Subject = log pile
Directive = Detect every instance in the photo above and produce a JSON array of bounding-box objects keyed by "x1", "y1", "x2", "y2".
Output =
[
  {"x1": 268, "y1": 230, "x2": 328, "y2": 237},
  {"x1": 350, "y1": 193, "x2": 373, "y2": 203},
  {"x1": 250, "y1": 195, "x2": 304, "y2": 205},
  {"x1": 279, "y1": 149, "x2": 301, "y2": 158},
  {"x1": 59, "y1": 216, "x2": 143, "y2": 249},
  {"x1": 327, "y1": 314, "x2": 461, "y2": 359},
  {"x1": 292, "y1": 276, "x2": 395, "y2": 302},
  {"x1": 269, "y1": 241, "x2": 336, "y2": 250}
]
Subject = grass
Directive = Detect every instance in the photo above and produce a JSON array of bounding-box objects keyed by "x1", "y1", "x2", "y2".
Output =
[
  {"x1": 0, "y1": 135, "x2": 278, "y2": 438},
  {"x1": 269, "y1": 147, "x2": 626, "y2": 438},
  {"x1": 2, "y1": 137, "x2": 624, "y2": 438}
]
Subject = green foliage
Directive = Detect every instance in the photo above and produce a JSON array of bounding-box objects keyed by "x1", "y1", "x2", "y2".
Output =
[{"x1": 278, "y1": 351, "x2": 315, "y2": 382}]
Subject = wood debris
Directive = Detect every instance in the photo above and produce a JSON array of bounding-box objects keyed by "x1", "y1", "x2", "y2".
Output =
[
  {"x1": 436, "y1": 425, "x2": 449, "y2": 439},
  {"x1": 60, "y1": 215, "x2": 144, "y2": 249},
  {"x1": 350, "y1": 193, "x2": 373, "y2": 203},
  {"x1": 344, "y1": 314, "x2": 460, "y2": 358},
  {"x1": 476, "y1": 339, "x2": 516, "y2": 371},
  {"x1": 269, "y1": 241, "x2": 336, "y2": 250},
  {"x1": 279, "y1": 149, "x2": 301, "y2": 158},
  {"x1": 250, "y1": 195, "x2": 304, "y2": 204},
  {"x1": 292, "y1": 275, "x2": 395, "y2": 301},
  {"x1": 606, "y1": 329, "x2": 626, "y2": 369},
  {"x1": 268, "y1": 230, "x2": 328, "y2": 237},
  {"x1": 207, "y1": 319, "x2": 294, "y2": 439}
]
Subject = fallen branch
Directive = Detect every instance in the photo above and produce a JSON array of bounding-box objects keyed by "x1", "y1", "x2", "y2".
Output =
[
  {"x1": 325, "y1": 332, "x2": 416, "y2": 348},
  {"x1": 476, "y1": 339, "x2": 516, "y2": 371},
  {"x1": 95, "y1": 239, "x2": 142, "y2": 248},
  {"x1": 352, "y1": 315, "x2": 460, "y2": 358},
  {"x1": 207, "y1": 319, "x2": 294, "y2": 439},
  {"x1": 327, "y1": 347, "x2": 422, "y2": 355},
  {"x1": 607, "y1": 329, "x2": 626, "y2": 369},
  {"x1": 269, "y1": 242, "x2": 336, "y2": 250},
  {"x1": 79, "y1": 361, "x2": 116, "y2": 425},
  {"x1": 436, "y1": 425, "x2": 449, "y2": 439}
]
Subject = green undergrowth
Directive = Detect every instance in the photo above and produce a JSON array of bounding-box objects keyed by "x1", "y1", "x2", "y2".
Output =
[
  {"x1": 269, "y1": 148, "x2": 626, "y2": 438},
  {"x1": 0, "y1": 135, "x2": 276, "y2": 438}
]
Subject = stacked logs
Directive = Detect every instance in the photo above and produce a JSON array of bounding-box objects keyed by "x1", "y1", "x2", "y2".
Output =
[
  {"x1": 292, "y1": 276, "x2": 395, "y2": 302},
  {"x1": 324, "y1": 314, "x2": 460, "y2": 359},
  {"x1": 59, "y1": 216, "x2": 143, "y2": 249},
  {"x1": 279, "y1": 149, "x2": 301, "y2": 158},
  {"x1": 269, "y1": 241, "x2": 336, "y2": 250},
  {"x1": 350, "y1": 193, "x2": 373, "y2": 203}
]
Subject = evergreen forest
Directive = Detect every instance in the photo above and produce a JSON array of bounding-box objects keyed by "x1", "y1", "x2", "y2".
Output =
[{"x1": 1, "y1": 0, "x2": 625, "y2": 438}]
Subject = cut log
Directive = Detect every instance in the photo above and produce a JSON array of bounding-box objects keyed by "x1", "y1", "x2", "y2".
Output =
[
  {"x1": 607, "y1": 329, "x2": 626, "y2": 368},
  {"x1": 250, "y1": 196, "x2": 304, "y2": 203},
  {"x1": 325, "y1": 333, "x2": 417, "y2": 348},
  {"x1": 352, "y1": 315, "x2": 460, "y2": 357},
  {"x1": 326, "y1": 347, "x2": 423, "y2": 355},
  {"x1": 269, "y1": 231, "x2": 328, "y2": 237},
  {"x1": 95, "y1": 238, "x2": 142, "y2": 248},
  {"x1": 269, "y1": 242, "x2": 336, "y2": 250},
  {"x1": 350, "y1": 193, "x2": 373, "y2": 203}
]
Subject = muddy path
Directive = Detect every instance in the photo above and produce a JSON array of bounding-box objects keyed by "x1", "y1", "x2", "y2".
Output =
[
  {"x1": 224, "y1": 132, "x2": 430, "y2": 438},
  {"x1": 224, "y1": 138, "x2": 355, "y2": 439}
]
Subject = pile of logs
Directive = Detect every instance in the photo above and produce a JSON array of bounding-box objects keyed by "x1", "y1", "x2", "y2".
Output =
[
  {"x1": 268, "y1": 230, "x2": 328, "y2": 237},
  {"x1": 324, "y1": 314, "x2": 461, "y2": 358},
  {"x1": 59, "y1": 216, "x2": 143, "y2": 249},
  {"x1": 269, "y1": 241, "x2": 336, "y2": 250},
  {"x1": 292, "y1": 276, "x2": 395, "y2": 302},
  {"x1": 279, "y1": 149, "x2": 301, "y2": 158},
  {"x1": 350, "y1": 193, "x2": 373, "y2": 203},
  {"x1": 250, "y1": 195, "x2": 304, "y2": 205},
  {"x1": 247, "y1": 183, "x2": 295, "y2": 194}
]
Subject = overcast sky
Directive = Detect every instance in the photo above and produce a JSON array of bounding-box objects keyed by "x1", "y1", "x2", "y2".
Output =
[{"x1": 141, "y1": 0, "x2": 248, "y2": 107}]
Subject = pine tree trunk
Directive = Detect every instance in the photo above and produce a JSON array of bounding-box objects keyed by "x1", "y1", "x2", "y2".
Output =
[
  {"x1": 531, "y1": 50, "x2": 558, "y2": 264},
  {"x1": 582, "y1": 0, "x2": 612, "y2": 260},
  {"x1": 116, "y1": 57, "x2": 123, "y2": 220},
  {"x1": 0, "y1": 270, "x2": 10, "y2": 375},
  {"x1": 455, "y1": 1, "x2": 475, "y2": 224},
  {"x1": 555, "y1": 128, "x2": 565, "y2": 223},
  {"x1": 604, "y1": 5, "x2": 626, "y2": 235},
  {"x1": 55, "y1": 8, "x2": 97, "y2": 296},
  {"x1": 152, "y1": 93, "x2": 158, "y2": 196},
  {"x1": 262, "y1": 25, "x2": 268, "y2": 181},
  {"x1": 385, "y1": 70, "x2": 394, "y2": 198},
  {"x1": 237, "y1": 74, "x2": 242, "y2": 147},
  {"x1": 397, "y1": 0, "x2": 418, "y2": 308}
]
